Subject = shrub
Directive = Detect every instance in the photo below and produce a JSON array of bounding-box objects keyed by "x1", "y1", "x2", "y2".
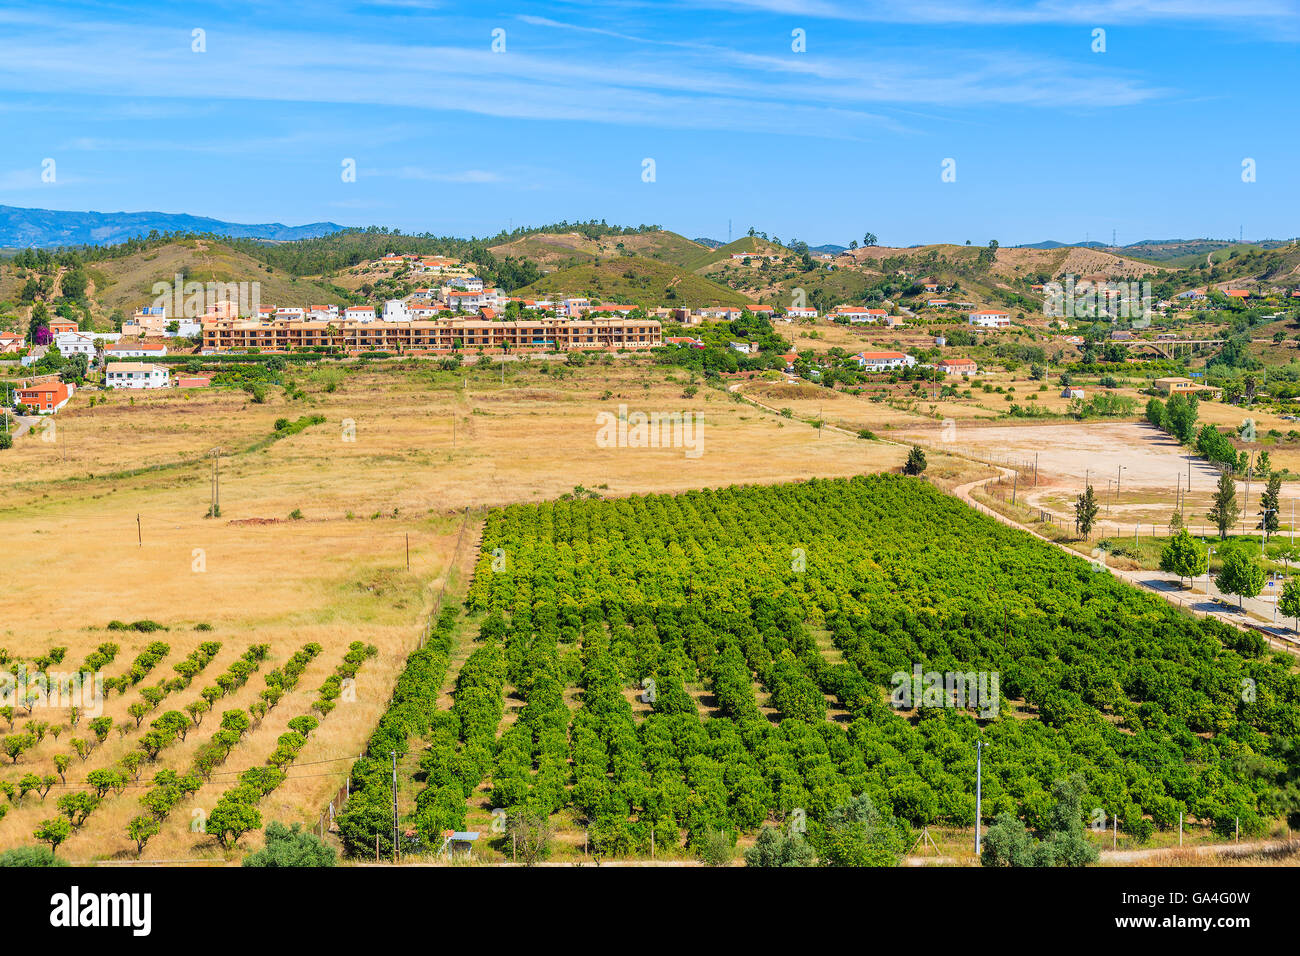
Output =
[
  {"x1": 0, "y1": 845, "x2": 68, "y2": 867},
  {"x1": 744, "y1": 825, "x2": 815, "y2": 867},
  {"x1": 698, "y1": 829, "x2": 736, "y2": 867},
  {"x1": 242, "y1": 821, "x2": 336, "y2": 867}
]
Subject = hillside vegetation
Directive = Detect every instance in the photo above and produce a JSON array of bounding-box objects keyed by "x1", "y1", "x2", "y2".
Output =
[
  {"x1": 515, "y1": 256, "x2": 751, "y2": 307},
  {"x1": 87, "y1": 239, "x2": 352, "y2": 313},
  {"x1": 490, "y1": 229, "x2": 705, "y2": 269}
]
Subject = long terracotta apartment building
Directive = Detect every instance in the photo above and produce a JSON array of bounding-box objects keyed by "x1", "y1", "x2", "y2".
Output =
[{"x1": 201, "y1": 315, "x2": 662, "y2": 353}]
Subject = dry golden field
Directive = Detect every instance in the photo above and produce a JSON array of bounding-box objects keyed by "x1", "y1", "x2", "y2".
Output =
[{"x1": 0, "y1": 356, "x2": 909, "y2": 860}]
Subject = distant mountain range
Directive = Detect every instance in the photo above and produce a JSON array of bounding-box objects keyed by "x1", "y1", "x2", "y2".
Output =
[
  {"x1": 0, "y1": 205, "x2": 346, "y2": 248},
  {"x1": 1015, "y1": 240, "x2": 1107, "y2": 250}
]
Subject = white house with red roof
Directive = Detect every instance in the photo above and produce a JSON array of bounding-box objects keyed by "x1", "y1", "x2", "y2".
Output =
[
  {"x1": 106, "y1": 341, "x2": 168, "y2": 359},
  {"x1": 832, "y1": 305, "x2": 880, "y2": 322},
  {"x1": 853, "y1": 350, "x2": 915, "y2": 370},
  {"x1": 968, "y1": 310, "x2": 1011, "y2": 328}
]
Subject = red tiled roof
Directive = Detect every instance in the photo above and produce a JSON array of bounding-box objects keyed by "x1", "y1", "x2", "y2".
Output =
[{"x1": 856, "y1": 351, "x2": 907, "y2": 360}]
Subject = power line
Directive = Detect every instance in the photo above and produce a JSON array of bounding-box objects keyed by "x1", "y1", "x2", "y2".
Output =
[{"x1": 25, "y1": 755, "x2": 361, "y2": 791}]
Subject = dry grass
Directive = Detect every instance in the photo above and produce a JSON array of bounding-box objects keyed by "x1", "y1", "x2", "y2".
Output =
[{"x1": 0, "y1": 357, "x2": 906, "y2": 859}]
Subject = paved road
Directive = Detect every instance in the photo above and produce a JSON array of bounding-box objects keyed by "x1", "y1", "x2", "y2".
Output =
[{"x1": 1, "y1": 411, "x2": 39, "y2": 439}]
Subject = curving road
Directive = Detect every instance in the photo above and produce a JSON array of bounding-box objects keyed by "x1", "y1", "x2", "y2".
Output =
[{"x1": 954, "y1": 467, "x2": 1300, "y2": 651}]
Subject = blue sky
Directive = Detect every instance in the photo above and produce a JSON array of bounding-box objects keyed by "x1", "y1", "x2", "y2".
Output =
[{"x1": 0, "y1": 0, "x2": 1297, "y2": 246}]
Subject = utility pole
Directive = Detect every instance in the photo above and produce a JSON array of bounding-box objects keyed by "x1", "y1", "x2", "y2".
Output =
[
  {"x1": 405, "y1": 533, "x2": 410, "y2": 571},
  {"x1": 974, "y1": 740, "x2": 986, "y2": 857},
  {"x1": 209, "y1": 446, "x2": 221, "y2": 517},
  {"x1": 1245, "y1": 451, "x2": 1254, "y2": 535},
  {"x1": 136, "y1": 514, "x2": 141, "y2": 547},
  {"x1": 391, "y1": 750, "x2": 399, "y2": 864}
]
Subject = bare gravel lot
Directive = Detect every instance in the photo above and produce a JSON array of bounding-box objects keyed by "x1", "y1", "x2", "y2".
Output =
[{"x1": 900, "y1": 420, "x2": 1223, "y2": 495}]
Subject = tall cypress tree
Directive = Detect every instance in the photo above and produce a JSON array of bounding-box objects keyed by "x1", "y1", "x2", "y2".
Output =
[
  {"x1": 1207, "y1": 469, "x2": 1241, "y2": 539},
  {"x1": 1075, "y1": 485, "x2": 1099, "y2": 539}
]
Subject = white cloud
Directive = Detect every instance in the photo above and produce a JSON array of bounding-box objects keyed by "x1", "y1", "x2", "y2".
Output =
[
  {"x1": 372, "y1": 167, "x2": 509, "y2": 184},
  {"x1": 0, "y1": 7, "x2": 1167, "y2": 145},
  {"x1": 697, "y1": 0, "x2": 1300, "y2": 27}
]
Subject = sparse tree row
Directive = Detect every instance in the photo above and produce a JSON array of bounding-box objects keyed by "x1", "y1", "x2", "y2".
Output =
[
  {"x1": 11, "y1": 641, "x2": 274, "y2": 849},
  {"x1": 1, "y1": 636, "x2": 375, "y2": 856},
  {"x1": 430, "y1": 476, "x2": 1298, "y2": 855},
  {"x1": 205, "y1": 640, "x2": 371, "y2": 852}
]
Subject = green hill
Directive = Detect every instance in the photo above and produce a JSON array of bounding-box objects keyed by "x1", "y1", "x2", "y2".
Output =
[
  {"x1": 86, "y1": 238, "x2": 354, "y2": 313},
  {"x1": 489, "y1": 229, "x2": 705, "y2": 270},
  {"x1": 0, "y1": 237, "x2": 358, "y2": 333},
  {"x1": 514, "y1": 256, "x2": 752, "y2": 308},
  {"x1": 684, "y1": 236, "x2": 791, "y2": 272}
]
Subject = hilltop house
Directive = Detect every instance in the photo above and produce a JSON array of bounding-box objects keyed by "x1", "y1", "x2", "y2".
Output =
[
  {"x1": 968, "y1": 310, "x2": 1011, "y2": 328},
  {"x1": 936, "y1": 357, "x2": 977, "y2": 377},
  {"x1": 854, "y1": 351, "x2": 915, "y2": 371},
  {"x1": 832, "y1": 305, "x2": 888, "y2": 323}
]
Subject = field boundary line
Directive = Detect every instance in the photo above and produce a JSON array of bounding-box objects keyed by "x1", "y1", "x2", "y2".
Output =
[{"x1": 314, "y1": 506, "x2": 482, "y2": 837}]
